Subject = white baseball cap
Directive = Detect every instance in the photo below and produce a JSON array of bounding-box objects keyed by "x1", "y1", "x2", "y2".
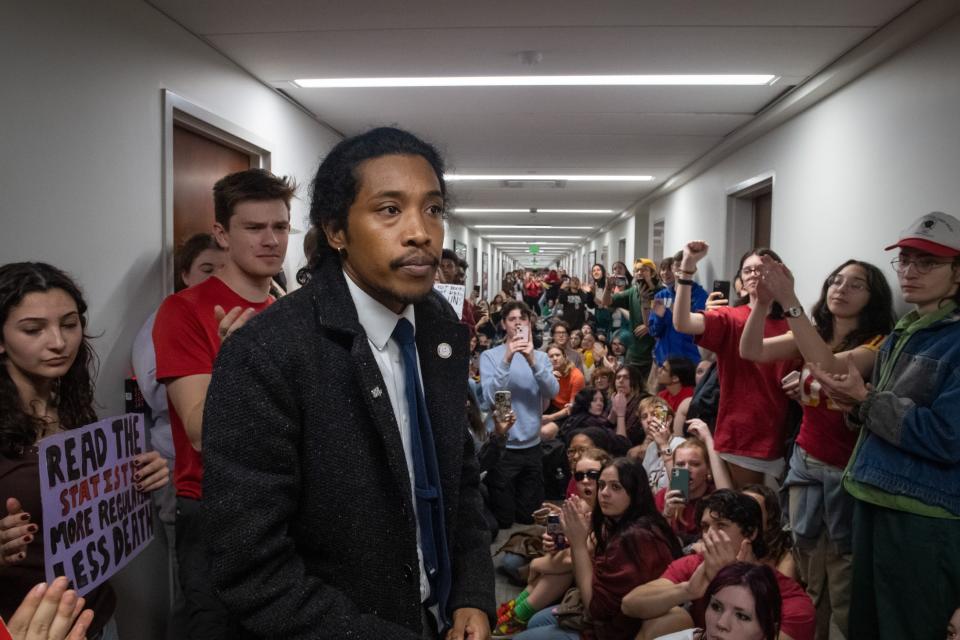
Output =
[{"x1": 885, "y1": 211, "x2": 960, "y2": 257}]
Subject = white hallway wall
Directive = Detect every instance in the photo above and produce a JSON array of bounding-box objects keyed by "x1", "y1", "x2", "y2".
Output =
[
  {"x1": 0, "y1": 1, "x2": 338, "y2": 637},
  {"x1": 649, "y1": 15, "x2": 960, "y2": 312}
]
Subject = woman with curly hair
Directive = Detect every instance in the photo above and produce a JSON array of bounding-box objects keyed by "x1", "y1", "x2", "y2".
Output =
[{"x1": 0, "y1": 262, "x2": 169, "y2": 639}]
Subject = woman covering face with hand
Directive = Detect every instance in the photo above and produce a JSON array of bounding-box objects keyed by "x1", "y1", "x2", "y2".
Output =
[{"x1": 0, "y1": 263, "x2": 169, "y2": 638}]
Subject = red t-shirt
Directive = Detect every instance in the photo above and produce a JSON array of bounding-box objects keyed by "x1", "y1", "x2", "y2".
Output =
[
  {"x1": 661, "y1": 554, "x2": 815, "y2": 640},
  {"x1": 658, "y1": 386, "x2": 694, "y2": 413},
  {"x1": 695, "y1": 306, "x2": 794, "y2": 459},
  {"x1": 794, "y1": 335, "x2": 883, "y2": 468},
  {"x1": 153, "y1": 276, "x2": 273, "y2": 499}
]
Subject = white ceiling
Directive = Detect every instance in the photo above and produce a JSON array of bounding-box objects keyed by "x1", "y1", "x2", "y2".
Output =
[{"x1": 149, "y1": 0, "x2": 918, "y2": 264}]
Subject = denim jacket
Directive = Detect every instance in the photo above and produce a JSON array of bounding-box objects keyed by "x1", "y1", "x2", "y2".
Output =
[{"x1": 846, "y1": 308, "x2": 960, "y2": 516}]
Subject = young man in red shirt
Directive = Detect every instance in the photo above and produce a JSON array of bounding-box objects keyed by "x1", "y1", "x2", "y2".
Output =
[
  {"x1": 656, "y1": 356, "x2": 697, "y2": 412},
  {"x1": 622, "y1": 490, "x2": 815, "y2": 640},
  {"x1": 153, "y1": 168, "x2": 295, "y2": 639}
]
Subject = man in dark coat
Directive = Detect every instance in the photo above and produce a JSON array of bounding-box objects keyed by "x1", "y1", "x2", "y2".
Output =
[{"x1": 201, "y1": 127, "x2": 495, "y2": 639}]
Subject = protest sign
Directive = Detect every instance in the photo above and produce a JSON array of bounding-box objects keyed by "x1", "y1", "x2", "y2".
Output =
[
  {"x1": 433, "y1": 283, "x2": 465, "y2": 319},
  {"x1": 37, "y1": 414, "x2": 154, "y2": 596}
]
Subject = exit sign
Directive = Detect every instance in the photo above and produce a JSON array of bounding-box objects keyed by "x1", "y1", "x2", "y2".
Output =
[{"x1": 529, "y1": 244, "x2": 540, "y2": 254}]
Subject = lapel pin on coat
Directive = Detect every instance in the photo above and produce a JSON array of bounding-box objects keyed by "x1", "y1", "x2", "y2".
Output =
[{"x1": 437, "y1": 343, "x2": 452, "y2": 359}]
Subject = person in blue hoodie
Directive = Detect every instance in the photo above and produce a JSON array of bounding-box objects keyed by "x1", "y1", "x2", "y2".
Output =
[
  {"x1": 648, "y1": 251, "x2": 709, "y2": 366},
  {"x1": 811, "y1": 211, "x2": 960, "y2": 640}
]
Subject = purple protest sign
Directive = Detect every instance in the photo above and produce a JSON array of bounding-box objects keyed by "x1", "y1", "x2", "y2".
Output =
[{"x1": 37, "y1": 413, "x2": 154, "y2": 596}]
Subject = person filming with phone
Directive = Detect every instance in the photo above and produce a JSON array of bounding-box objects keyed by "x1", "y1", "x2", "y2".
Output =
[{"x1": 480, "y1": 300, "x2": 560, "y2": 529}]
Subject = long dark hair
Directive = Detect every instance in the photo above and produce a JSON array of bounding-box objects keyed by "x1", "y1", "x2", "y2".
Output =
[
  {"x1": 0, "y1": 263, "x2": 98, "y2": 457},
  {"x1": 592, "y1": 263, "x2": 607, "y2": 290},
  {"x1": 705, "y1": 562, "x2": 782, "y2": 640},
  {"x1": 810, "y1": 260, "x2": 895, "y2": 351},
  {"x1": 736, "y1": 248, "x2": 785, "y2": 319},
  {"x1": 591, "y1": 458, "x2": 682, "y2": 557}
]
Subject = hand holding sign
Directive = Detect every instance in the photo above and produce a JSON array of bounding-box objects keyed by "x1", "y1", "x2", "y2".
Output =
[
  {"x1": 1, "y1": 497, "x2": 36, "y2": 567},
  {"x1": 132, "y1": 451, "x2": 168, "y2": 493}
]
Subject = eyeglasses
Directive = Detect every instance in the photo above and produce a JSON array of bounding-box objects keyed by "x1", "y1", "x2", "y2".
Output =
[
  {"x1": 574, "y1": 469, "x2": 602, "y2": 482},
  {"x1": 740, "y1": 266, "x2": 763, "y2": 277},
  {"x1": 891, "y1": 256, "x2": 954, "y2": 275},
  {"x1": 827, "y1": 275, "x2": 869, "y2": 292}
]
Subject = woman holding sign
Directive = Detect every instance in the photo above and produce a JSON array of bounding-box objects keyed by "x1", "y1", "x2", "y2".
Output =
[{"x1": 0, "y1": 262, "x2": 169, "y2": 639}]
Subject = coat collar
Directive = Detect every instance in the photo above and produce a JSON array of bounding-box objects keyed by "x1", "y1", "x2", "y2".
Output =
[{"x1": 304, "y1": 251, "x2": 467, "y2": 502}]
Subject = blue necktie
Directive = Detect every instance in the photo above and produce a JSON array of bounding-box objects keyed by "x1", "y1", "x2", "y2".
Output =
[{"x1": 391, "y1": 318, "x2": 450, "y2": 618}]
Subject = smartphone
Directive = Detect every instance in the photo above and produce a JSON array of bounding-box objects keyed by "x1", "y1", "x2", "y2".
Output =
[
  {"x1": 653, "y1": 403, "x2": 669, "y2": 424},
  {"x1": 781, "y1": 370, "x2": 801, "y2": 386},
  {"x1": 670, "y1": 467, "x2": 691, "y2": 500},
  {"x1": 613, "y1": 275, "x2": 628, "y2": 288},
  {"x1": 493, "y1": 390, "x2": 512, "y2": 422},
  {"x1": 515, "y1": 324, "x2": 530, "y2": 343},
  {"x1": 712, "y1": 279, "x2": 731, "y2": 301}
]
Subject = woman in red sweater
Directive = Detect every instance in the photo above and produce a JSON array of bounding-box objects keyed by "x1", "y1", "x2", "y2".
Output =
[{"x1": 514, "y1": 458, "x2": 683, "y2": 640}]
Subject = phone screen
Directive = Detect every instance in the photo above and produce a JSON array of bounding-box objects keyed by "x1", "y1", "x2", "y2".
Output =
[{"x1": 670, "y1": 467, "x2": 691, "y2": 499}]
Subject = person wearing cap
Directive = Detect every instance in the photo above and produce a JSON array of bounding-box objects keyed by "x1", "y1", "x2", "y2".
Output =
[
  {"x1": 810, "y1": 211, "x2": 960, "y2": 639},
  {"x1": 600, "y1": 258, "x2": 663, "y2": 380}
]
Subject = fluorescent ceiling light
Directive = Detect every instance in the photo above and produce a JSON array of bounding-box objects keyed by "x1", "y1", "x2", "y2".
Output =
[
  {"x1": 447, "y1": 175, "x2": 652, "y2": 182},
  {"x1": 485, "y1": 235, "x2": 583, "y2": 239},
  {"x1": 294, "y1": 74, "x2": 777, "y2": 88},
  {"x1": 493, "y1": 242, "x2": 576, "y2": 245},
  {"x1": 475, "y1": 225, "x2": 594, "y2": 229},
  {"x1": 455, "y1": 208, "x2": 615, "y2": 213}
]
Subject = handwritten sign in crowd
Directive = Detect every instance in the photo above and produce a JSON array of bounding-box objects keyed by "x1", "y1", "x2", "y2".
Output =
[
  {"x1": 37, "y1": 414, "x2": 154, "y2": 596},
  {"x1": 433, "y1": 283, "x2": 465, "y2": 319}
]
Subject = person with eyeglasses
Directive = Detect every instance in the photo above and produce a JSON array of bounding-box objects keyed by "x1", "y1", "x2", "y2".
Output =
[
  {"x1": 738, "y1": 257, "x2": 894, "y2": 639},
  {"x1": 673, "y1": 244, "x2": 797, "y2": 489},
  {"x1": 803, "y1": 211, "x2": 960, "y2": 639}
]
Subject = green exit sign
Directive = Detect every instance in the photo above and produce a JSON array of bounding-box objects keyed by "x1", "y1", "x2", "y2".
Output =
[{"x1": 529, "y1": 244, "x2": 540, "y2": 254}]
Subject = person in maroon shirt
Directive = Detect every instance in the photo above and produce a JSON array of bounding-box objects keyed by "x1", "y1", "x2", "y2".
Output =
[
  {"x1": 154, "y1": 168, "x2": 295, "y2": 639},
  {"x1": 512, "y1": 458, "x2": 682, "y2": 640}
]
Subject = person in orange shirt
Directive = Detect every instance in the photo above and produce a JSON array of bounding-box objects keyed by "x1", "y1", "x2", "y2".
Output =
[{"x1": 541, "y1": 345, "x2": 585, "y2": 431}]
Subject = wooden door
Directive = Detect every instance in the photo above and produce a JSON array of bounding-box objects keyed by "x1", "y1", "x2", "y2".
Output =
[
  {"x1": 753, "y1": 191, "x2": 772, "y2": 248},
  {"x1": 173, "y1": 125, "x2": 251, "y2": 250}
]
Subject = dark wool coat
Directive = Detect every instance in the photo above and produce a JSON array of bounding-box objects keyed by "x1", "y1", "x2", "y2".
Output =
[{"x1": 201, "y1": 253, "x2": 496, "y2": 639}]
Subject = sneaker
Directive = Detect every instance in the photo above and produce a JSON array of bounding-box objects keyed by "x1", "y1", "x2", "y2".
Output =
[{"x1": 491, "y1": 609, "x2": 527, "y2": 639}]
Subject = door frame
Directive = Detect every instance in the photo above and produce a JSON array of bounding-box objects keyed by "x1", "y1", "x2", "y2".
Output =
[
  {"x1": 161, "y1": 90, "x2": 272, "y2": 294},
  {"x1": 725, "y1": 171, "x2": 774, "y2": 282}
]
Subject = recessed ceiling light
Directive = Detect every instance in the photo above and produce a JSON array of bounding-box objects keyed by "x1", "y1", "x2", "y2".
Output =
[
  {"x1": 474, "y1": 225, "x2": 594, "y2": 229},
  {"x1": 294, "y1": 74, "x2": 777, "y2": 88},
  {"x1": 447, "y1": 175, "x2": 652, "y2": 182}
]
